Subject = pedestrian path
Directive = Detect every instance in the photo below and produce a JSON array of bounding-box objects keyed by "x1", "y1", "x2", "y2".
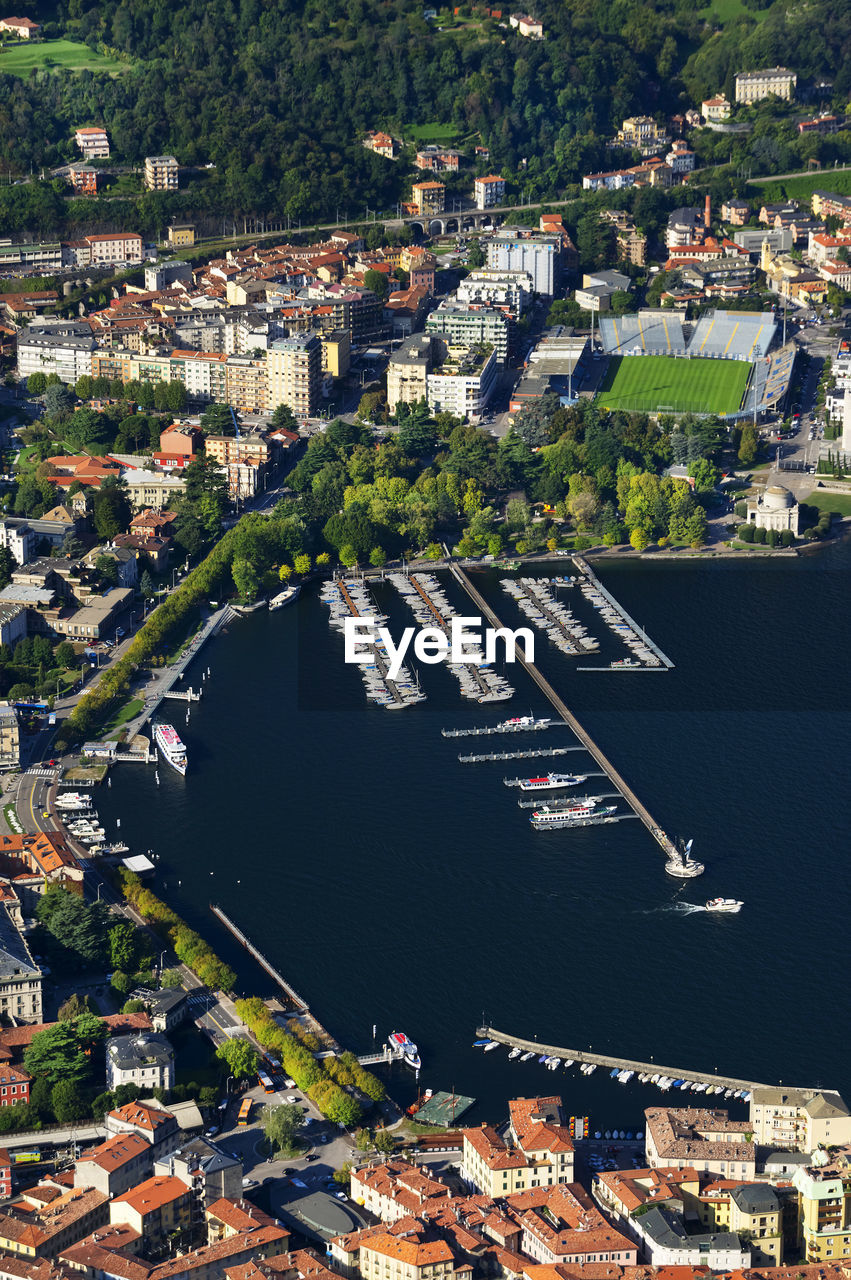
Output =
[{"x1": 26, "y1": 768, "x2": 58, "y2": 778}]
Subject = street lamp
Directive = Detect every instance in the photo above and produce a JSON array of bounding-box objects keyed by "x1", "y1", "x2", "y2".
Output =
[
  {"x1": 226, "y1": 1074, "x2": 234, "y2": 1093},
  {"x1": 159, "y1": 950, "x2": 166, "y2": 972},
  {"x1": 96, "y1": 883, "x2": 102, "y2": 901}
]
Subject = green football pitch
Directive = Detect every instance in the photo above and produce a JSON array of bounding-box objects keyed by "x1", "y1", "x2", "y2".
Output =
[{"x1": 596, "y1": 355, "x2": 752, "y2": 415}]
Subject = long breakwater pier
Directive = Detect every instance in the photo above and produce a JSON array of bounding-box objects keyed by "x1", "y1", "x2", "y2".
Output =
[
  {"x1": 210, "y1": 905, "x2": 311, "y2": 1011},
  {"x1": 449, "y1": 564, "x2": 683, "y2": 865},
  {"x1": 477, "y1": 1026, "x2": 779, "y2": 1092}
]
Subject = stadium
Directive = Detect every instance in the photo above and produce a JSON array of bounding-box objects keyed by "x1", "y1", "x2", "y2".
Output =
[{"x1": 593, "y1": 309, "x2": 795, "y2": 419}]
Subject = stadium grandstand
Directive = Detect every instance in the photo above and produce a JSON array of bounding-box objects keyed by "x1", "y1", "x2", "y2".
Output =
[
  {"x1": 599, "y1": 310, "x2": 686, "y2": 356},
  {"x1": 740, "y1": 341, "x2": 796, "y2": 416},
  {"x1": 686, "y1": 309, "x2": 775, "y2": 360}
]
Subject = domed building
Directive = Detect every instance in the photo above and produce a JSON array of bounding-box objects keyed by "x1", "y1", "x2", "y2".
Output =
[{"x1": 746, "y1": 483, "x2": 799, "y2": 535}]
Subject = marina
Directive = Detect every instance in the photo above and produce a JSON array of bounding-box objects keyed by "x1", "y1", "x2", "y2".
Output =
[
  {"x1": 322, "y1": 577, "x2": 425, "y2": 710},
  {"x1": 458, "y1": 746, "x2": 586, "y2": 763},
  {"x1": 449, "y1": 563, "x2": 694, "y2": 873},
  {"x1": 474, "y1": 1025, "x2": 782, "y2": 1094},
  {"x1": 388, "y1": 571, "x2": 514, "y2": 702},
  {"x1": 574, "y1": 556, "x2": 674, "y2": 669},
  {"x1": 501, "y1": 576, "x2": 601, "y2": 656}
]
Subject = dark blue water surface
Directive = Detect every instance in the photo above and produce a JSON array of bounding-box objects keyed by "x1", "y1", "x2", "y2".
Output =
[{"x1": 98, "y1": 543, "x2": 851, "y2": 1130}]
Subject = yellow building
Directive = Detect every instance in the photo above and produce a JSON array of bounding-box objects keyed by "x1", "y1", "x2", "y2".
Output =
[
  {"x1": 321, "y1": 329, "x2": 351, "y2": 379},
  {"x1": 224, "y1": 355, "x2": 269, "y2": 415},
  {"x1": 794, "y1": 1159, "x2": 851, "y2": 1264},
  {"x1": 110, "y1": 1176, "x2": 190, "y2": 1252},
  {"x1": 167, "y1": 224, "x2": 196, "y2": 247},
  {"x1": 144, "y1": 156, "x2": 179, "y2": 191},
  {"x1": 411, "y1": 182, "x2": 445, "y2": 216},
  {"x1": 359, "y1": 1232, "x2": 455, "y2": 1280},
  {"x1": 462, "y1": 1103, "x2": 574, "y2": 1199}
]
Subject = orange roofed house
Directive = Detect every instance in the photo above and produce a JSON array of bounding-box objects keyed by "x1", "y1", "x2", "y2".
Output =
[
  {"x1": 74, "y1": 127, "x2": 110, "y2": 159},
  {"x1": 0, "y1": 17, "x2": 40, "y2": 37},
  {"x1": 461, "y1": 1097, "x2": 575, "y2": 1198},
  {"x1": 45, "y1": 454, "x2": 123, "y2": 492},
  {"x1": 0, "y1": 1187, "x2": 109, "y2": 1259},
  {"x1": 109, "y1": 1177, "x2": 191, "y2": 1252}
]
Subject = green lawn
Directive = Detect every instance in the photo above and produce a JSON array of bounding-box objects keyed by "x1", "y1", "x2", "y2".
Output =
[
  {"x1": 597, "y1": 355, "x2": 752, "y2": 416},
  {"x1": 698, "y1": 0, "x2": 767, "y2": 22},
  {"x1": 0, "y1": 39, "x2": 127, "y2": 76},
  {"x1": 748, "y1": 169, "x2": 851, "y2": 203},
  {"x1": 803, "y1": 490, "x2": 851, "y2": 517}
]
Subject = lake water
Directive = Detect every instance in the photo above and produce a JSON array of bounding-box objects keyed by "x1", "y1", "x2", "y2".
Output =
[{"x1": 96, "y1": 543, "x2": 851, "y2": 1129}]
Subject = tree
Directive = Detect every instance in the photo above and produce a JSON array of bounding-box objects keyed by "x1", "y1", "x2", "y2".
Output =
[
  {"x1": 37, "y1": 885, "x2": 112, "y2": 966},
  {"x1": 0, "y1": 546, "x2": 14, "y2": 591},
  {"x1": 95, "y1": 554, "x2": 120, "y2": 587},
  {"x1": 93, "y1": 478, "x2": 131, "y2": 540},
  {"x1": 140, "y1": 569, "x2": 155, "y2": 600},
  {"x1": 55, "y1": 641, "x2": 77, "y2": 670},
  {"x1": 271, "y1": 404, "x2": 298, "y2": 431},
  {"x1": 24, "y1": 1021, "x2": 92, "y2": 1085},
  {"x1": 43, "y1": 384, "x2": 74, "y2": 417},
  {"x1": 398, "y1": 417, "x2": 437, "y2": 457},
  {"x1": 630, "y1": 527, "x2": 650, "y2": 551},
  {"x1": 263, "y1": 1102, "x2": 302, "y2": 1155},
  {"x1": 363, "y1": 268, "x2": 389, "y2": 301},
  {"x1": 27, "y1": 372, "x2": 47, "y2": 395},
  {"x1": 738, "y1": 423, "x2": 759, "y2": 466},
  {"x1": 368, "y1": 546, "x2": 386, "y2": 567},
  {"x1": 293, "y1": 553, "x2": 311, "y2": 576},
  {"x1": 108, "y1": 922, "x2": 137, "y2": 972},
  {"x1": 215, "y1": 1037, "x2": 259, "y2": 1080},
  {"x1": 232, "y1": 557, "x2": 260, "y2": 601},
  {"x1": 52, "y1": 1078, "x2": 89, "y2": 1124},
  {"x1": 467, "y1": 238, "x2": 485, "y2": 268},
  {"x1": 373, "y1": 1129, "x2": 395, "y2": 1153},
  {"x1": 200, "y1": 403, "x2": 235, "y2": 435},
  {"x1": 57, "y1": 993, "x2": 91, "y2": 1021}
]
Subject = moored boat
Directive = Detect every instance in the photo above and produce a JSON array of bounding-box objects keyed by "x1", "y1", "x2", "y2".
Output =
[
  {"x1": 269, "y1": 584, "x2": 301, "y2": 610},
  {"x1": 389, "y1": 1030, "x2": 421, "y2": 1069},
  {"x1": 153, "y1": 722, "x2": 188, "y2": 776},
  {"x1": 518, "y1": 773, "x2": 587, "y2": 792}
]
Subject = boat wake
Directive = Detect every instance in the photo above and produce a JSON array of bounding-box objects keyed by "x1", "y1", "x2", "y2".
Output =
[{"x1": 641, "y1": 902, "x2": 705, "y2": 915}]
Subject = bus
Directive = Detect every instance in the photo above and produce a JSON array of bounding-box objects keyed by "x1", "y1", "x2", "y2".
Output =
[
  {"x1": 237, "y1": 1098, "x2": 252, "y2": 1126},
  {"x1": 258, "y1": 1070, "x2": 274, "y2": 1094}
]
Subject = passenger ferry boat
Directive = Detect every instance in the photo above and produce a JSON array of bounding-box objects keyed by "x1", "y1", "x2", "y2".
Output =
[
  {"x1": 496, "y1": 715, "x2": 551, "y2": 731},
  {"x1": 531, "y1": 802, "x2": 617, "y2": 829},
  {"x1": 519, "y1": 773, "x2": 587, "y2": 791},
  {"x1": 153, "y1": 723, "x2": 188, "y2": 776},
  {"x1": 389, "y1": 1031, "x2": 421, "y2": 1070}
]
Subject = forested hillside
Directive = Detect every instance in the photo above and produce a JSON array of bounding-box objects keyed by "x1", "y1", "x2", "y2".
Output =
[{"x1": 1, "y1": 0, "x2": 851, "y2": 226}]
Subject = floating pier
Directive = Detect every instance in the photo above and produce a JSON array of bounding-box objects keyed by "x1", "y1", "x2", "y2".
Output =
[
  {"x1": 476, "y1": 1024, "x2": 782, "y2": 1092},
  {"x1": 517, "y1": 791, "x2": 620, "y2": 808},
  {"x1": 449, "y1": 563, "x2": 684, "y2": 866},
  {"x1": 442, "y1": 722, "x2": 564, "y2": 738},
  {"x1": 161, "y1": 688, "x2": 202, "y2": 702},
  {"x1": 329, "y1": 579, "x2": 417, "y2": 710},
  {"x1": 459, "y1": 746, "x2": 586, "y2": 763},
  {"x1": 574, "y1": 555, "x2": 674, "y2": 669},
  {"x1": 502, "y1": 576, "x2": 599, "y2": 656},
  {"x1": 210, "y1": 905, "x2": 310, "y2": 1010}
]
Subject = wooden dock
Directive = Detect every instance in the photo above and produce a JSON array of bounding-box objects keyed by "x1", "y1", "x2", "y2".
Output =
[
  {"x1": 477, "y1": 1025, "x2": 782, "y2": 1092},
  {"x1": 459, "y1": 746, "x2": 585, "y2": 763},
  {"x1": 449, "y1": 564, "x2": 682, "y2": 864}
]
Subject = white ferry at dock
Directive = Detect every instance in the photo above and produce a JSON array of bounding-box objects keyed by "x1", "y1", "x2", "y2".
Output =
[{"x1": 153, "y1": 723, "x2": 188, "y2": 776}]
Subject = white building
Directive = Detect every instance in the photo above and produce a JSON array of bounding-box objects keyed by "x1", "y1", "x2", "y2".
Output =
[
  {"x1": 632, "y1": 1205, "x2": 750, "y2": 1269},
  {"x1": 17, "y1": 328, "x2": 96, "y2": 383},
  {"x1": 427, "y1": 345, "x2": 497, "y2": 422},
  {"x1": 474, "y1": 175, "x2": 506, "y2": 209},
  {"x1": 0, "y1": 520, "x2": 36, "y2": 566},
  {"x1": 485, "y1": 229, "x2": 561, "y2": 295},
  {"x1": 745, "y1": 484, "x2": 800, "y2": 536},
  {"x1": 455, "y1": 269, "x2": 533, "y2": 318},
  {"x1": 75, "y1": 127, "x2": 110, "y2": 158},
  {"x1": 426, "y1": 301, "x2": 511, "y2": 363},
  {"x1": 750, "y1": 1088, "x2": 851, "y2": 1152},
  {"x1": 106, "y1": 1032, "x2": 174, "y2": 1092},
  {"x1": 735, "y1": 67, "x2": 796, "y2": 104}
]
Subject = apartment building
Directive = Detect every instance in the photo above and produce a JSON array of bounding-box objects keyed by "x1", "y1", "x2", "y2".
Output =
[
  {"x1": 75, "y1": 127, "x2": 110, "y2": 158},
  {"x1": 224, "y1": 355, "x2": 269, "y2": 415},
  {"x1": 794, "y1": 1157, "x2": 851, "y2": 1264},
  {"x1": 68, "y1": 166, "x2": 98, "y2": 195},
  {"x1": 72, "y1": 233, "x2": 144, "y2": 266},
  {"x1": 144, "y1": 156, "x2": 179, "y2": 191},
  {"x1": 411, "y1": 182, "x2": 446, "y2": 216},
  {"x1": 644, "y1": 1107, "x2": 756, "y2": 1178},
  {"x1": 0, "y1": 704, "x2": 21, "y2": 769},
  {"x1": 426, "y1": 301, "x2": 511, "y2": 363},
  {"x1": 356, "y1": 1232, "x2": 455, "y2": 1280},
  {"x1": 266, "y1": 334, "x2": 321, "y2": 418},
  {"x1": 0, "y1": 907, "x2": 42, "y2": 1022},
  {"x1": 110, "y1": 1176, "x2": 191, "y2": 1252},
  {"x1": 386, "y1": 334, "x2": 433, "y2": 412},
  {"x1": 455, "y1": 269, "x2": 533, "y2": 318},
  {"x1": 474, "y1": 175, "x2": 506, "y2": 209},
  {"x1": 702, "y1": 95, "x2": 731, "y2": 121},
  {"x1": 735, "y1": 67, "x2": 797, "y2": 103},
  {"x1": 509, "y1": 1182, "x2": 638, "y2": 1266},
  {"x1": 351, "y1": 1160, "x2": 452, "y2": 1224},
  {"x1": 73, "y1": 1133, "x2": 154, "y2": 1198},
  {"x1": 750, "y1": 1089, "x2": 851, "y2": 1152},
  {"x1": 415, "y1": 146, "x2": 461, "y2": 172},
  {"x1": 170, "y1": 350, "x2": 227, "y2": 403},
  {"x1": 17, "y1": 327, "x2": 96, "y2": 384},
  {"x1": 0, "y1": 1188, "x2": 109, "y2": 1259},
  {"x1": 485, "y1": 229, "x2": 561, "y2": 295}
]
